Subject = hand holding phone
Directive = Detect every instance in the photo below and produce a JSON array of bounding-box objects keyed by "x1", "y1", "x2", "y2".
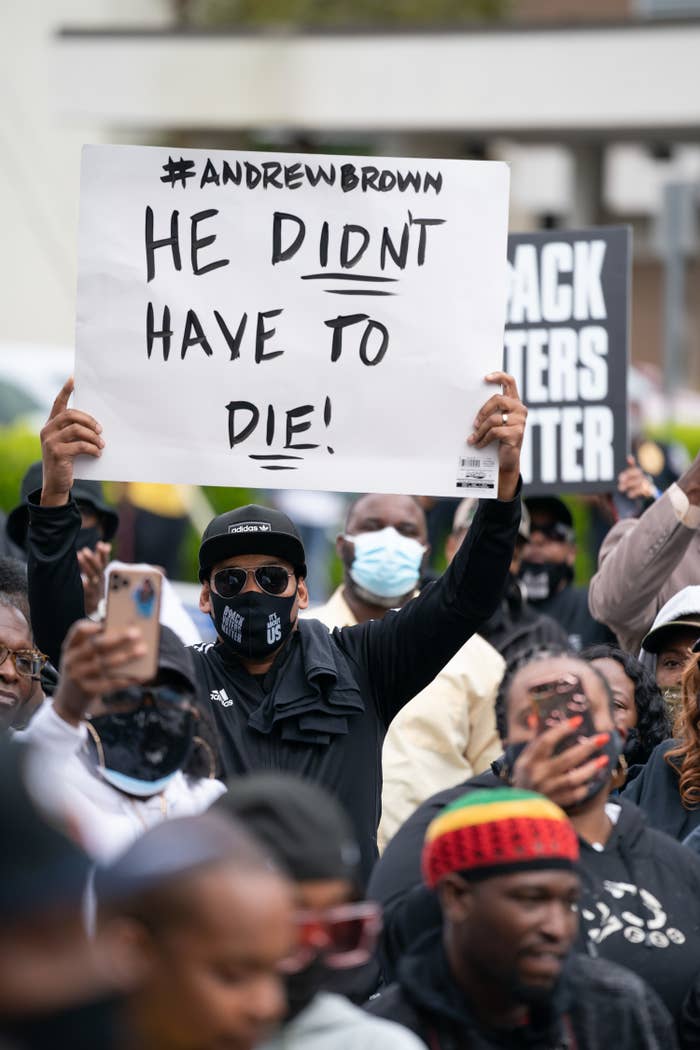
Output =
[{"x1": 104, "y1": 568, "x2": 162, "y2": 682}]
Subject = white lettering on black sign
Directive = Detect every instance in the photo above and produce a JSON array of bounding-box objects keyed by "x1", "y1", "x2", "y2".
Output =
[{"x1": 504, "y1": 227, "x2": 630, "y2": 494}]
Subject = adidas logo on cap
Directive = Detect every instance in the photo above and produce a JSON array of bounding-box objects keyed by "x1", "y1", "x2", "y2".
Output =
[{"x1": 228, "y1": 521, "x2": 272, "y2": 534}]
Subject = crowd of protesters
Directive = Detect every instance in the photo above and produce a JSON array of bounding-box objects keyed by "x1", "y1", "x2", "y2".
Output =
[{"x1": 2, "y1": 367, "x2": 700, "y2": 1050}]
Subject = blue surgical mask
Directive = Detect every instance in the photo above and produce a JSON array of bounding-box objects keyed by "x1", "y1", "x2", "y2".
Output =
[
  {"x1": 346, "y1": 526, "x2": 426, "y2": 605},
  {"x1": 98, "y1": 766, "x2": 179, "y2": 797}
]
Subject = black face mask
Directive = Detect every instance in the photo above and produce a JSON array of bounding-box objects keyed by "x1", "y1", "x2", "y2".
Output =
[
  {"x1": 87, "y1": 705, "x2": 195, "y2": 795},
  {"x1": 210, "y1": 590, "x2": 297, "y2": 660},
  {"x1": 284, "y1": 955, "x2": 331, "y2": 1020},
  {"x1": 76, "y1": 525, "x2": 101, "y2": 552},
  {"x1": 519, "y1": 561, "x2": 574, "y2": 602}
]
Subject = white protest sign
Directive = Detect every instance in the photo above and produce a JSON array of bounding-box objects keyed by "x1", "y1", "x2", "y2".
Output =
[{"x1": 74, "y1": 144, "x2": 510, "y2": 497}]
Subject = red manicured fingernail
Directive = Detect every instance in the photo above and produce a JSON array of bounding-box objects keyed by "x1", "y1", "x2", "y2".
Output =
[
  {"x1": 595, "y1": 733, "x2": 610, "y2": 747},
  {"x1": 595, "y1": 755, "x2": 610, "y2": 769},
  {"x1": 569, "y1": 716, "x2": 583, "y2": 728}
]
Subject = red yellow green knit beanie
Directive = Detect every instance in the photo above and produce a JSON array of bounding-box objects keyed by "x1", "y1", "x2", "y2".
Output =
[{"x1": 422, "y1": 787, "x2": 579, "y2": 888}]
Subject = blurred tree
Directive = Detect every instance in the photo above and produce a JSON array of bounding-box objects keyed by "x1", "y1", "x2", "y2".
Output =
[{"x1": 180, "y1": 0, "x2": 508, "y2": 27}]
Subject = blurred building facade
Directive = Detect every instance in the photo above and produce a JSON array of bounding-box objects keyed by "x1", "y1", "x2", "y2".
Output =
[{"x1": 2, "y1": 0, "x2": 699, "y2": 398}]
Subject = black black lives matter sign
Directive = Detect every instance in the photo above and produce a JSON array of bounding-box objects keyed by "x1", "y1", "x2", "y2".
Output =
[{"x1": 504, "y1": 226, "x2": 631, "y2": 494}]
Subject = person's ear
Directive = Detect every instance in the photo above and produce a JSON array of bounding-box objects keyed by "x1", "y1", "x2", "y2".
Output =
[
  {"x1": 436, "y1": 874, "x2": 475, "y2": 924},
  {"x1": 336, "y1": 534, "x2": 355, "y2": 570},
  {"x1": 97, "y1": 917, "x2": 157, "y2": 992},
  {"x1": 199, "y1": 580, "x2": 212, "y2": 615},
  {"x1": 296, "y1": 577, "x2": 309, "y2": 611}
]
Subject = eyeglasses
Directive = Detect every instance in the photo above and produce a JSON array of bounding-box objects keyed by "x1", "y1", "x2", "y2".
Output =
[
  {"x1": 212, "y1": 565, "x2": 296, "y2": 598},
  {"x1": 103, "y1": 684, "x2": 197, "y2": 716},
  {"x1": 0, "y1": 647, "x2": 47, "y2": 680},
  {"x1": 278, "y1": 901, "x2": 382, "y2": 974}
]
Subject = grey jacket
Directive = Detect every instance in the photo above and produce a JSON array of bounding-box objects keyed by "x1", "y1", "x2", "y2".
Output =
[
  {"x1": 259, "y1": 992, "x2": 424, "y2": 1050},
  {"x1": 588, "y1": 484, "x2": 700, "y2": 653}
]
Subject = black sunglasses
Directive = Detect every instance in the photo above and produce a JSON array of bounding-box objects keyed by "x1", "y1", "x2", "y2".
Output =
[
  {"x1": 212, "y1": 565, "x2": 296, "y2": 599},
  {"x1": 532, "y1": 522, "x2": 573, "y2": 543}
]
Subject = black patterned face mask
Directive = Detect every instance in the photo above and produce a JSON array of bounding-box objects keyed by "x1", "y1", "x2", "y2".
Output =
[
  {"x1": 210, "y1": 589, "x2": 297, "y2": 660},
  {"x1": 87, "y1": 704, "x2": 195, "y2": 797}
]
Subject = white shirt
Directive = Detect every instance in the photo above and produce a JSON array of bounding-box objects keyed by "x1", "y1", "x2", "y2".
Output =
[{"x1": 20, "y1": 701, "x2": 225, "y2": 862}]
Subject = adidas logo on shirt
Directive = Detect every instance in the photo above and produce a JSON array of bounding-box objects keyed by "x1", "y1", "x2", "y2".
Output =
[{"x1": 211, "y1": 688, "x2": 233, "y2": 708}]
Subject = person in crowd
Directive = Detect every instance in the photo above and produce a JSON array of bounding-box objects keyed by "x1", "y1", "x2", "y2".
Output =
[
  {"x1": 581, "y1": 643, "x2": 671, "y2": 787},
  {"x1": 589, "y1": 448, "x2": 700, "y2": 653},
  {"x1": 637, "y1": 585, "x2": 700, "y2": 716},
  {"x1": 623, "y1": 639, "x2": 700, "y2": 845},
  {"x1": 10, "y1": 459, "x2": 117, "y2": 618},
  {"x1": 21, "y1": 618, "x2": 224, "y2": 861},
  {"x1": 116, "y1": 481, "x2": 192, "y2": 579},
  {"x1": 0, "y1": 557, "x2": 57, "y2": 701},
  {"x1": 94, "y1": 812, "x2": 295, "y2": 1050},
  {"x1": 367, "y1": 649, "x2": 700, "y2": 1031},
  {"x1": 519, "y1": 496, "x2": 612, "y2": 650},
  {"x1": 312, "y1": 491, "x2": 504, "y2": 851},
  {"x1": 0, "y1": 556, "x2": 30, "y2": 621},
  {"x1": 0, "y1": 597, "x2": 45, "y2": 733},
  {"x1": 28, "y1": 373, "x2": 527, "y2": 880},
  {"x1": 0, "y1": 514, "x2": 25, "y2": 561},
  {"x1": 213, "y1": 772, "x2": 424, "y2": 1050},
  {"x1": 0, "y1": 738, "x2": 122, "y2": 1050},
  {"x1": 274, "y1": 488, "x2": 347, "y2": 604},
  {"x1": 366, "y1": 786, "x2": 676, "y2": 1049},
  {"x1": 446, "y1": 497, "x2": 568, "y2": 664}
]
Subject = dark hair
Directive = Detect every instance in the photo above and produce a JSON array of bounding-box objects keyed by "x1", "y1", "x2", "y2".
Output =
[
  {"x1": 581, "y1": 644, "x2": 671, "y2": 765},
  {"x1": 343, "y1": 492, "x2": 425, "y2": 534},
  {"x1": 0, "y1": 557, "x2": 29, "y2": 621},
  {"x1": 495, "y1": 645, "x2": 614, "y2": 742}
]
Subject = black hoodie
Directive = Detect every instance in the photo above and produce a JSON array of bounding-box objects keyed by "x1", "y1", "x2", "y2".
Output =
[
  {"x1": 367, "y1": 777, "x2": 700, "y2": 1027},
  {"x1": 366, "y1": 928, "x2": 676, "y2": 1050}
]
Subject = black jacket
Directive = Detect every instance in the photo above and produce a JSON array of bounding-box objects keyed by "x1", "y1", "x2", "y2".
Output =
[
  {"x1": 26, "y1": 490, "x2": 520, "y2": 882},
  {"x1": 477, "y1": 576, "x2": 568, "y2": 667},
  {"x1": 365, "y1": 930, "x2": 676, "y2": 1050},
  {"x1": 528, "y1": 584, "x2": 613, "y2": 652},
  {"x1": 622, "y1": 739, "x2": 700, "y2": 843},
  {"x1": 368, "y1": 778, "x2": 700, "y2": 1025}
]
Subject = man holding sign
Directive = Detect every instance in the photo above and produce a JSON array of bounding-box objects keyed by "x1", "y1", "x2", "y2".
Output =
[{"x1": 27, "y1": 373, "x2": 526, "y2": 881}]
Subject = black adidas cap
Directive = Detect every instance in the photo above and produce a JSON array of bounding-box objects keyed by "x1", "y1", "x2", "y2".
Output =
[{"x1": 198, "y1": 504, "x2": 306, "y2": 582}]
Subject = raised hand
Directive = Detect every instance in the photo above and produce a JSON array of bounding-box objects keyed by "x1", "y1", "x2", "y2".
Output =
[
  {"x1": 40, "y1": 378, "x2": 104, "y2": 507},
  {"x1": 469, "y1": 371, "x2": 528, "y2": 500},
  {"x1": 510, "y1": 717, "x2": 611, "y2": 810},
  {"x1": 53, "y1": 619, "x2": 147, "y2": 728},
  {"x1": 617, "y1": 455, "x2": 656, "y2": 502},
  {"x1": 77, "y1": 541, "x2": 112, "y2": 615}
]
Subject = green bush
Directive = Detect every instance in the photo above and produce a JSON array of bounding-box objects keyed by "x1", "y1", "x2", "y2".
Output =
[
  {"x1": 0, "y1": 424, "x2": 41, "y2": 513},
  {"x1": 648, "y1": 424, "x2": 700, "y2": 460},
  {"x1": 187, "y1": 0, "x2": 507, "y2": 26}
]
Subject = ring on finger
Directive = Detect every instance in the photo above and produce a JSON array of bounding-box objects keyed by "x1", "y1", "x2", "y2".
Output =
[{"x1": 501, "y1": 411, "x2": 509, "y2": 426}]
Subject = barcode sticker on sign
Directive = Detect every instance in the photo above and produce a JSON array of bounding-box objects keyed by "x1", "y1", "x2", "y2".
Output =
[{"x1": 455, "y1": 449, "x2": 498, "y2": 492}]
